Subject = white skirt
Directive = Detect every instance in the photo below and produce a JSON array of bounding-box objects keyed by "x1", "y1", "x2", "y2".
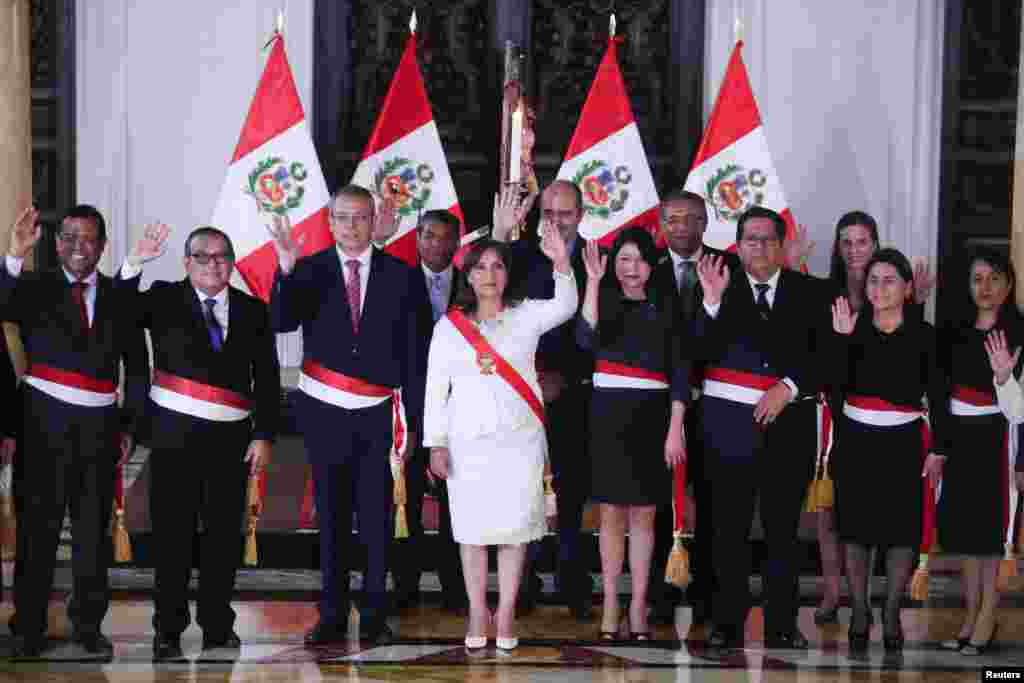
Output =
[{"x1": 447, "y1": 423, "x2": 547, "y2": 546}]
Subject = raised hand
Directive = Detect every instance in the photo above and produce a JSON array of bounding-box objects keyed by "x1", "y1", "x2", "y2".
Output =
[
  {"x1": 540, "y1": 221, "x2": 570, "y2": 274},
  {"x1": 921, "y1": 452, "x2": 945, "y2": 493},
  {"x1": 912, "y1": 259, "x2": 936, "y2": 304},
  {"x1": 696, "y1": 254, "x2": 730, "y2": 306},
  {"x1": 127, "y1": 222, "x2": 171, "y2": 267},
  {"x1": 985, "y1": 328, "x2": 1021, "y2": 386},
  {"x1": 265, "y1": 212, "x2": 304, "y2": 275},
  {"x1": 8, "y1": 205, "x2": 40, "y2": 259},
  {"x1": 492, "y1": 185, "x2": 537, "y2": 242},
  {"x1": 372, "y1": 196, "x2": 400, "y2": 244},
  {"x1": 783, "y1": 223, "x2": 815, "y2": 270},
  {"x1": 831, "y1": 296, "x2": 859, "y2": 335},
  {"x1": 582, "y1": 240, "x2": 607, "y2": 281}
]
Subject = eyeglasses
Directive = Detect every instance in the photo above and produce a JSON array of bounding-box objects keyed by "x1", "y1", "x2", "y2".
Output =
[
  {"x1": 189, "y1": 252, "x2": 233, "y2": 265},
  {"x1": 58, "y1": 233, "x2": 101, "y2": 247},
  {"x1": 740, "y1": 236, "x2": 781, "y2": 248},
  {"x1": 331, "y1": 212, "x2": 373, "y2": 224}
]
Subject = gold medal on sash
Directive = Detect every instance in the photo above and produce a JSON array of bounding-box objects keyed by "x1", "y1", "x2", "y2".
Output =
[{"x1": 477, "y1": 352, "x2": 496, "y2": 375}]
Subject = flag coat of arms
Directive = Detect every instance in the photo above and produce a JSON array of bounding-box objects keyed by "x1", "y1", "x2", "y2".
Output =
[
  {"x1": 210, "y1": 34, "x2": 333, "y2": 302},
  {"x1": 684, "y1": 41, "x2": 797, "y2": 251},
  {"x1": 350, "y1": 26, "x2": 463, "y2": 266},
  {"x1": 555, "y1": 35, "x2": 660, "y2": 246}
]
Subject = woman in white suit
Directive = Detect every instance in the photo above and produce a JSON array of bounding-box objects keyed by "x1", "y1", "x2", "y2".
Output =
[{"x1": 423, "y1": 225, "x2": 576, "y2": 651}]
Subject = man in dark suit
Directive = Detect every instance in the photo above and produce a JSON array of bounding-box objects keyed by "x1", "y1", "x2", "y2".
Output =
[
  {"x1": 648, "y1": 190, "x2": 738, "y2": 627},
  {"x1": 693, "y1": 206, "x2": 826, "y2": 650},
  {"x1": 119, "y1": 225, "x2": 280, "y2": 660},
  {"x1": 391, "y1": 209, "x2": 467, "y2": 614},
  {"x1": 269, "y1": 184, "x2": 432, "y2": 645},
  {"x1": 493, "y1": 180, "x2": 593, "y2": 621},
  {"x1": 0, "y1": 204, "x2": 149, "y2": 658}
]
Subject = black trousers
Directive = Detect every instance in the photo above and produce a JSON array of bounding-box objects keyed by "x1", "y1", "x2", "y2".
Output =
[
  {"x1": 14, "y1": 388, "x2": 118, "y2": 638},
  {"x1": 702, "y1": 396, "x2": 816, "y2": 636},
  {"x1": 149, "y1": 418, "x2": 249, "y2": 637},
  {"x1": 391, "y1": 448, "x2": 465, "y2": 602}
]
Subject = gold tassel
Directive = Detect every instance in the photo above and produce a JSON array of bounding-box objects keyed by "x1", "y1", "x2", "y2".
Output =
[
  {"x1": 0, "y1": 491, "x2": 15, "y2": 561},
  {"x1": 997, "y1": 544, "x2": 1018, "y2": 592},
  {"x1": 664, "y1": 532, "x2": 691, "y2": 588},
  {"x1": 802, "y1": 478, "x2": 819, "y2": 513},
  {"x1": 113, "y1": 507, "x2": 133, "y2": 563},
  {"x1": 392, "y1": 458, "x2": 408, "y2": 539},
  {"x1": 243, "y1": 475, "x2": 261, "y2": 567},
  {"x1": 544, "y1": 474, "x2": 557, "y2": 518},
  {"x1": 909, "y1": 554, "x2": 930, "y2": 601},
  {"x1": 817, "y1": 475, "x2": 834, "y2": 509}
]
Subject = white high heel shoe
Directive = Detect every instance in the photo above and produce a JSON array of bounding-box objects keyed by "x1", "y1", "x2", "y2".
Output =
[
  {"x1": 495, "y1": 637, "x2": 518, "y2": 651},
  {"x1": 464, "y1": 635, "x2": 487, "y2": 650}
]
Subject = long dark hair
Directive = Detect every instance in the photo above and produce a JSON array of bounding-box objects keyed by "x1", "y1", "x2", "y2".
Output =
[
  {"x1": 960, "y1": 245, "x2": 1018, "y2": 329},
  {"x1": 453, "y1": 239, "x2": 522, "y2": 314},
  {"x1": 829, "y1": 211, "x2": 880, "y2": 295},
  {"x1": 597, "y1": 227, "x2": 662, "y2": 342}
]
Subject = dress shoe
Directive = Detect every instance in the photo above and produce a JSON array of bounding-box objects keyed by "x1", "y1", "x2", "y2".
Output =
[
  {"x1": 72, "y1": 631, "x2": 114, "y2": 656},
  {"x1": 706, "y1": 627, "x2": 743, "y2": 650},
  {"x1": 764, "y1": 630, "x2": 810, "y2": 650},
  {"x1": 304, "y1": 621, "x2": 347, "y2": 647},
  {"x1": 152, "y1": 633, "x2": 184, "y2": 661},
  {"x1": 11, "y1": 635, "x2": 47, "y2": 659},
  {"x1": 570, "y1": 600, "x2": 595, "y2": 622},
  {"x1": 359, "y1": 619, "x2": 394, "y2": 645},
  {"x1": 202, "y1": 631, "x2": 242, "y2": 650}
]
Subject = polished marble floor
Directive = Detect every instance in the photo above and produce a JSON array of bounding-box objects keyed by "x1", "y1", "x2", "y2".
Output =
[{"x1": 0, "y1": 598, "x2": 1020, "y2": 682}]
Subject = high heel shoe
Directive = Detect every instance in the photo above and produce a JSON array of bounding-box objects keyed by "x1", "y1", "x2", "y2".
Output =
[
  {"x1": 495, "y1": 637, "x2": 519, "y2": 651},
  {"x1": 464, "y1": 635, "x2": 487, "y2": 650},
  {"x1": 961, "y1": 623, "x2": 999, "y2": 656},
  {"x1": 940, "y1": 636, "x2": 969, "y2": 651}
]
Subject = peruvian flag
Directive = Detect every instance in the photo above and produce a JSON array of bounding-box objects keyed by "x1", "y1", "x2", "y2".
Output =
[
  {"x1": 210, "y1": 33, "x2": 333, "y2": 302},
  {"x1": 555, "y1": 34, "x2": 659, "y2": 246},
  {"x1": 684, "y1": 41, "x2": 797, "y2": 252},
  {"x1": 350, "y1": 22, "x2": 463, "y2": 266}
]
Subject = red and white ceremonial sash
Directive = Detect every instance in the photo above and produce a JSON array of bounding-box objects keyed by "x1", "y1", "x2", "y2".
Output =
[
  {"x1": 593, "y1": 360, "x2": 669, "y2": 390},
  {"x1": 950, "y1": 384, "x2": 1001, "y2": 417},
  {"x1": 24, "y1": 363, "x2": 117, "y2": 408},
  {"x1": 447, "y1": 309, "x2": 545, "y2": 427},
  {"x1": 299, "y1": 360, "x2": 407, "y2": 458},
  {"x1": 701, "y1": 367, "x2": 779, "y2": 406},
  {"x1": 843, "y1": 395, "x2": 922, "y2": 427},
  {"x1": 150, "y1": 370, "x2": 252, "y2": 422}
]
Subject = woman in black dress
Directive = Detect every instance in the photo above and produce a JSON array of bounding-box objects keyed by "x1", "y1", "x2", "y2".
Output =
[
  {"x1": 830, "y1": 248, "x2": 948, "y2": 652},
  {"x1": 814, "y1": 212, "x2": 936, "y2": 624},
  {"x1": 577, "y1": 227, "x2": 688, "y2": 640},
  {"x1": 938, "y1": 247, "x2": 1023, "y2": 655}
]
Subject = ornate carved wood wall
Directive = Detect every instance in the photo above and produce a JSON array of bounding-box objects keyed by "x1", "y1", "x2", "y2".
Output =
[
  {"x1": 29, "y1": 0, "x2": 75, "y2": 269},
  {"x1": 315, "y1": 0, "x2": 705, "y2": 230},
  {"x1": 937, "y1": 0, "x2": 1020, "y2": 322}
]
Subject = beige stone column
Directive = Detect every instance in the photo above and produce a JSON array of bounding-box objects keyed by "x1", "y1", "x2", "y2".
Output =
[
  {"x1": 1015, "y1": 7, "x2": 1024, "y2": 310},
  {"x1": 0, "y1": 0, "x2": 32, "y2": 374}
]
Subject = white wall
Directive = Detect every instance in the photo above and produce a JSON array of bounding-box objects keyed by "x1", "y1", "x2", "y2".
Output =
[
  {"x1": 705, "y1": 0, "x2": 944, "y2": 289},
  {"x1": 77, "y1": 1, "x2": 314, "y2": 284}
]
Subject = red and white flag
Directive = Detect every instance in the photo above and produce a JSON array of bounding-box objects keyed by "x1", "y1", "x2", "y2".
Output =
[
  {"x1": 351, "y1": 20, "x2": 464, "y2": 266},
  {"x1": 556, "y1": 33, "x2": 659, "y2": 246},
  {"x1": 210, "y1": 33, "x2": 333, "y2": 302},
  {"x1": 684, "y1": 41, "x2": 797, "y2": 252}
]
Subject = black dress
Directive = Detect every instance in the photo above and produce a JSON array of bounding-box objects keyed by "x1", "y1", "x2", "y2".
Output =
[
  {"x1": 577, "y1": 294, "x2": 689, "y2": 505},
  {"x1": 830, "y1": 313, "x2": 949, "y2": 547},
  {"x1": 938, "y1": 319, "x2": 1024, "y2": 555}
]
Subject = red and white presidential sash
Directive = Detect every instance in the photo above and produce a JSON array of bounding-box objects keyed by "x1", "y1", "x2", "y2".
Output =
[
  {"x1": 950, "y1": 384, "x2": 1001, "y2": 417},
  {"x1": 843, "y1": 395, "x2": 923, "y2": 427},
  {"x1": 446, "y1": 309, "x2": 545, "y2": 427},
  {"x1": 701, "y1": 367, "x2": 780, "y2": 406},
  {"x1": 593, "y1": 360, "x2": 669, "y2": 390},
  {"x1": 298, "y1": 359, "x2": 407, "y2": 458},
  {"x1": 150, "y1": 370, "x2": 252, "y2": 422},
  {"x1": 24, "y1": 363, "x2": 117, "y2": 408}
]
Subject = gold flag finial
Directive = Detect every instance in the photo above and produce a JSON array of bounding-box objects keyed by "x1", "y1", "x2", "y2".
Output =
[
  {"x1": 610, "y1": 13, "x2": 616, "y2": 37},
  {"x1": 410, "y1": 9, "x2": 417, "y2": 34}
]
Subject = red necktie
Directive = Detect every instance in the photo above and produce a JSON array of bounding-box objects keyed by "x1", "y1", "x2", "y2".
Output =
[
  {"x1": 71, "y1": 281, "x2": 90, "y2": 331},
  {"x1": 345, "y1": 259, "x2": 361, "y2": 334}
]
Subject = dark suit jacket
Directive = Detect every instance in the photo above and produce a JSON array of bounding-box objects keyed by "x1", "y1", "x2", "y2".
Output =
[
  {"x1": 270, "y1": 246, "x2": 432, "y2": 437},
  {"x1": 130, "y1": 279, "x2": 280, "y2": 447},
  {"x1": 0, "y1": 267, "x2": 149, "y2": 433},
  {"x1": 0, "y1": 331, "x2": 18, "y2": 439},
  {"x1": 650, "y1": 245, "x2": 739, "y2": 332},
  {"x1": 693, "y1": 266, "x2": 828, "y2": 398}
]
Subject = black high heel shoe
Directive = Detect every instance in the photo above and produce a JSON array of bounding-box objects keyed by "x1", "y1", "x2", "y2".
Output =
[
  {"x1": 847, "y1": 608, "x2": 870, "y2": 654},
  {"x1": 881, "y1": 610, "x2": 904, "y2": 652},
  {"x1": 961, "y1": 623, "x2": 999, "y2": 656}
]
